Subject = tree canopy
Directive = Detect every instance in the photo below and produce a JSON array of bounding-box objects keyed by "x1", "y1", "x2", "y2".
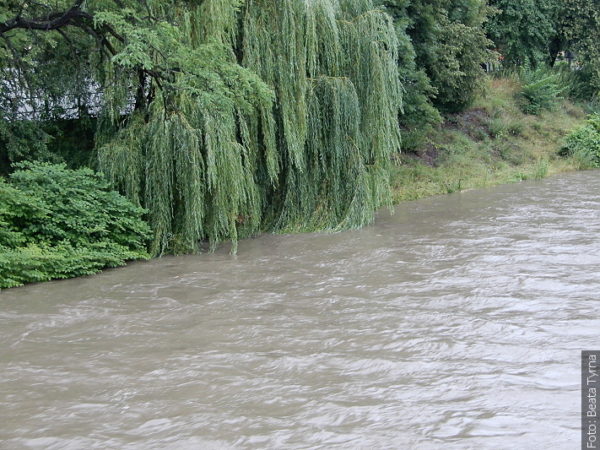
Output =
[
  {"x1": 1, "y1": 0, "x2": 598, "y2": 257},
  {"x1": 2, "y1": 0, "x2": 403, "y2": 254},
  {"x1": 486, "y1": 0, "x2": 600, "y2": 95},
  {"x1": 561, "y1": 0, "x2": 600, "y2": 94},
  {"x1": 487, "y1": 0, "x2": 561, "y2": 67}
]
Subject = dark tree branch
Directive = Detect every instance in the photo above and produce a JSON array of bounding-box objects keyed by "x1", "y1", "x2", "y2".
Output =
[
  {"x1": 1, "y1": 1, "x2": 125, "y2": 58},
  {"x1": 0, "y1": 1, "x2": 90, "y2": 35},
  {"x1": 56, "y1": 27, "x2": 75, "y2": 47},
  {"x1": 1, "y1": 0, "x2": 174, "y2": 108}
]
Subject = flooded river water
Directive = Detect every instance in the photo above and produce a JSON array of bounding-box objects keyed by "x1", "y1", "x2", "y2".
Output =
[{"x1": 1, "y1": 171, "x2": 599, "y2": 449}]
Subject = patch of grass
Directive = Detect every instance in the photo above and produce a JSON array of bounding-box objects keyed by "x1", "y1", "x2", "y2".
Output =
[
  {"x1": 488, "y1": 117, "x2": 507, "y2": 138},
  {"x1": 506, "y1": 120, "x2": 524, "y2": 136},
  {"x1": 392, "y1": 77, "x2": 586, "y2": 204}
]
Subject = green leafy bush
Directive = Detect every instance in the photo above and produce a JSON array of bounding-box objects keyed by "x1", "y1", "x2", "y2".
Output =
[
  {"x1": 518, "y1": 67, "x2": 565, "y2": 115},
  {"x1": 0, "y1": 162, "x2": 151, "y2": 288},
  {"x1": 560, "y1": 115, "x2": 600, "y2": 168}
]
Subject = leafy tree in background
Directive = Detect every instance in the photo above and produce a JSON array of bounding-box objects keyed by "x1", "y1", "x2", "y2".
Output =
[
  {"x1": 561, "y1": 0, "x2": 600, "y2": 96},
  {"x1": 404, "y1": 0, "x2": 494, "y2": 112},
  {"x1": 378, "y1": 0, "x2": 441, "y2": 150},
  {"x1": 487, "y1": 0, "x2": 599, "y2": 98},
  {"x1": 0, "y1": 0, "x2": 98, "y2": 167},
  {"x1": 486, "y1": 0, "x2": 562, "y2": 68}
]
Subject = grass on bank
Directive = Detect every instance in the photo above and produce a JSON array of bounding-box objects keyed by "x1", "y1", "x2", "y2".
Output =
[{"x1": 391, "y1": 77, "x2": 588, "y2": 203}]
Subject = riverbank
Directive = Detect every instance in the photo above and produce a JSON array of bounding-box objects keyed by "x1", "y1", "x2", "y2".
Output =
[
  {"x1": 0, "y1": 77, "x2": 592, "y2": 290},
  {"x1": 391, "y1": 77, "x2": 587, "y2": 203}
]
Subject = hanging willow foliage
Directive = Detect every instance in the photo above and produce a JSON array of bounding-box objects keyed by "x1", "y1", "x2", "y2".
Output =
[{"x1": 97, "y1": 0, "x2": 402, "y2": 255}]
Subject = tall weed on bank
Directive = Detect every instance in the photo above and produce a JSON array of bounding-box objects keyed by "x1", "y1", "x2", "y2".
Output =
[{"x1": 517, "y1": 67, "x2": 565, "y2": 115}]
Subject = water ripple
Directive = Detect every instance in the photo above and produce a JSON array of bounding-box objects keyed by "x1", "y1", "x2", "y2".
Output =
[{"x1": 1, "y1": 170, "x2": 599, "y2": 449}]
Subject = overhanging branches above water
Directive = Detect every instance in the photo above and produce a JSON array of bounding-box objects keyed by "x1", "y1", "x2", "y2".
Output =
[{"x1": 96, "y1": 0, "x2": 403, "y2": 254}]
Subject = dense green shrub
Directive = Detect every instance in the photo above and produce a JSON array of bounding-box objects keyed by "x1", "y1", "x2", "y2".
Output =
[
  {"x1": 517, "y1": 67, "x2": 565, "y2": 114},
  {"x1": 0, "y1": 162, "x2": 151, "y2": 288},
  {"x1": 560, "y1": 115, "x2": 600, "y2": 168}
]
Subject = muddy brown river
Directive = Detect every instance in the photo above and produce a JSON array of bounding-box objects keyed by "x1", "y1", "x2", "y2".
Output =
[{"x1": 1, "y1": 171, "x2": 599, "y2": 449}]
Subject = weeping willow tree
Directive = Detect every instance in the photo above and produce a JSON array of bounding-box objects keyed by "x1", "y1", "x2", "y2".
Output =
[
  {"x1": 97, "y1": 0, "x2": 402, "y2": 254},
  {"x1": 242, "y1": 0, "x2": 402, "y2": 232},
  {"x1": 92, "y1": 1, "x2": 279, "y2": 255},
  {"x1": 1, "y1": 0, "x2": 402, "y2": 254}
]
